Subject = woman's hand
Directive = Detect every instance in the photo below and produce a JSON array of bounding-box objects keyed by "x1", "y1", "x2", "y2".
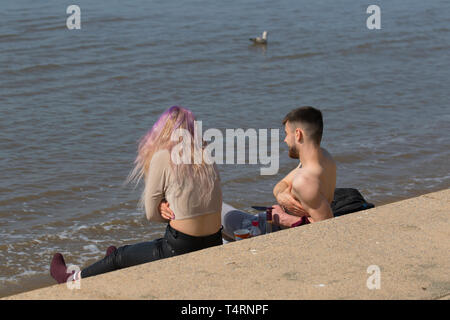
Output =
[
  {"x1": 158, "y1": 199, "x2": 175, "y2": 220},
  {"x1": 276, "y1": 190, "x2": 309, "y2": 217}
]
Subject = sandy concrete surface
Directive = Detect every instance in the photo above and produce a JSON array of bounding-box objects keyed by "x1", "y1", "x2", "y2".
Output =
[{"x1": 3, "y1": 189, "x2": 449, "y2": 300}]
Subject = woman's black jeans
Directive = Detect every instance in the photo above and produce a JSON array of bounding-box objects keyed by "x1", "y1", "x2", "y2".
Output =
[{"x1": 81, "y1": 224, "x2": 223, "y2": 279}]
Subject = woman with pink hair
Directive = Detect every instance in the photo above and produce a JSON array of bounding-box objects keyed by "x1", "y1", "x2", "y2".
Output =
[{"x1": 50, "y1": 106, "x2": 223, "y2": 283}]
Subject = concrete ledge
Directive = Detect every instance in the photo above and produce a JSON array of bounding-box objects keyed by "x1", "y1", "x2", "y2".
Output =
[{"x1": 4, "y1": 189, "x2": 450, "y2": 300}]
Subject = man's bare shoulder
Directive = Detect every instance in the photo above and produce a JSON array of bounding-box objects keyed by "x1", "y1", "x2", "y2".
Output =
[{"x1": 292, "y1": 168, "x2": 321, "y2": 201}]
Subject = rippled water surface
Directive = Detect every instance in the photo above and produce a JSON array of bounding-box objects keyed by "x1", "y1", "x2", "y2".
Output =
[{"x1": 1, "y1": 0, "x2": 449, "y2": 297}]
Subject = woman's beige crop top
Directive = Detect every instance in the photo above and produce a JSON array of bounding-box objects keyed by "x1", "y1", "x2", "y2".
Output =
[{"x1": 143, "y1": 149, "x2": 222, "y2": 222}]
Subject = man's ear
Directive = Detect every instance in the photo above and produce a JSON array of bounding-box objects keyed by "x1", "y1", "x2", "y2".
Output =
[{"x1": 295, "y1": 128, "x2": 302, "y2": 142}]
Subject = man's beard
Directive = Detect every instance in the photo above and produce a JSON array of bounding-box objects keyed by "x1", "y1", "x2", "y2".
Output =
[{"x1": 288, "y1": 144, "x2": 299, "y2": 159}]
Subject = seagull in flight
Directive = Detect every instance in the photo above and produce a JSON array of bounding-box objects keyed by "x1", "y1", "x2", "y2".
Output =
[{"x1": 250, "y1": 31, "x2": 268, "y2": 44}]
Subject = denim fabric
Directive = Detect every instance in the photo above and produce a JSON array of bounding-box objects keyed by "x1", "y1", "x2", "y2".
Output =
[{"x1": 81, "y1": 224, "x2": 223, "y2": 279}]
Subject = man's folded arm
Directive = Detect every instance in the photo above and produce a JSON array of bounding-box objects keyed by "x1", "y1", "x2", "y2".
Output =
[
  {"x1": 273, "y1": 166, "x2": 299, "y2": 198},
  {"x1": 273, "y1": 180, "x2": 289, "y2": 198}
]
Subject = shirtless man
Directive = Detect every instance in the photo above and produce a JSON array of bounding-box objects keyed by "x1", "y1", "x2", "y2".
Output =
[
  {"x1": 220, "y1": 106, "x2": 336, "y2": 240},
  {"x1": 272, "y1": 106, "x2": 336, "y2": 228}
]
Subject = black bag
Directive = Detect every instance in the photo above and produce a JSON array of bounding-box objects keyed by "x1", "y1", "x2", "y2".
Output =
[{"x1": 331, "y1": 188, "x2": 374, "y2": 217}]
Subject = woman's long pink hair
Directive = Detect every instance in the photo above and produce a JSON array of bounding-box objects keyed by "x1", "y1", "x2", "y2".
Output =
[{"x1": 126, "y1": 106, "x2": 217, "y2": 209}]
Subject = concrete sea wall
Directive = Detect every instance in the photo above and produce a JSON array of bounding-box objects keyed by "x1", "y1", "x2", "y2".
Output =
[{"x1": 4, "y1": 189, "x2": 449, "y2": 300}]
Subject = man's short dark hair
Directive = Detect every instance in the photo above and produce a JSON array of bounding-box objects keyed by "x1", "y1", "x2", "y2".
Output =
[{"x1": 283, "y1": 106, "x2": 323, "y2": 145}]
